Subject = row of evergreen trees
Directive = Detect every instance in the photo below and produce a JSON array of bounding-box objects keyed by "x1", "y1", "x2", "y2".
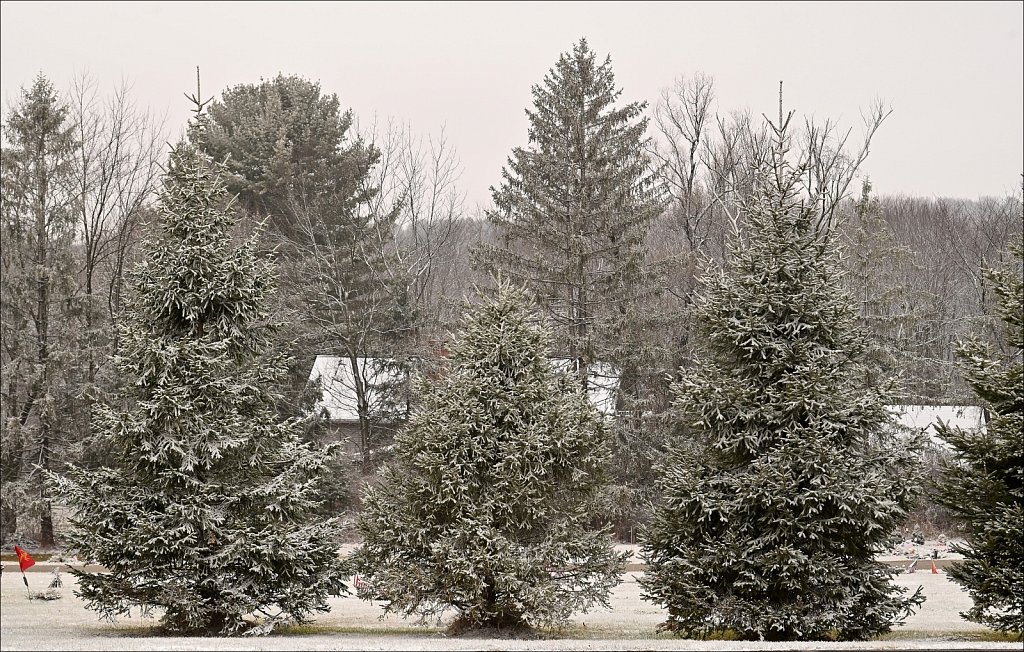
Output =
[
  {"x1": 45, "y1": 75, "x2": 1022, "y2": 638},
  {"x1": 22, "y1": 38, "x2": 1015, "y2": 638}
]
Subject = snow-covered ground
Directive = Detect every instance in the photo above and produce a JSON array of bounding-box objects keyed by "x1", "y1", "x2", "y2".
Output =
[{"x1": 1, "y1": 563, "x2": 1015, "y2": 651}]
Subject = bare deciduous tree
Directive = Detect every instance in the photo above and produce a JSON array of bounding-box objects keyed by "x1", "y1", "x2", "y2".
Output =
[
  {"x1": 360, "y1": 118, "x2": 466, "y2": 350},
  {"x1": 69, "y1": 73, "x2": 166, "y2": 384},
  {"x1": 285, "y1": 118, "x2": 470, "y2": 472},
  {"x1": 874, "y1": 189, "x2": 1024, "y2": 400},
  {"x1": 286, "y1": 188, "x2": 408, "y2": 472},
  {"x1": 797, "y1": 98, "x2": 892, "y2": 234},
  {"x1": 651, "y1": 77, "x2": 890, "y2": 256}
]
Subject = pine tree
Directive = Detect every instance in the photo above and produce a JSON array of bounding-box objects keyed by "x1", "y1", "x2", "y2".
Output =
[
  {"x1": 473, "y1": 37, "x2": 668, "y2": 541},
  {"x1": 353, "y1": 282, "x2": 626, "y2": 632},
  {"x1": 640, "y1": 114, "x2": 925, "y2": 641},
  {"x1": 1, "y1": 74, "x2": 82, "y2": 547},
  {"x1": 935, "y1": 244, "x2": 1023, "y2": 634},
  {"x1": 45, "y1": 139, "x2": 346, "y2": 636},
  {"x1": 192, "y1": 73, "x2": 412, "y2": 462},
  {"x1": 474, "y1": 38, "x2": 665, "y2": 382},
  {"x1": 190, "y1": 74, "x2": 375, "y2": 239}
]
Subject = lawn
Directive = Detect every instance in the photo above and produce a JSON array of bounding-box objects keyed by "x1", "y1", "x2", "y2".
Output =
[{"x1": 1, "y1": 565, "x2": 1019, "y2": 651}]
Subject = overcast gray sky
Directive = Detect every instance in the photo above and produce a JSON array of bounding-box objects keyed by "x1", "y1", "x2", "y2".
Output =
[{"x1": 2, "y1": 1, "x2": 1022, "y2": 209}]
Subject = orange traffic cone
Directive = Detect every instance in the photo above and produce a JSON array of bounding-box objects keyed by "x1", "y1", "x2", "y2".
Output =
[{"x1": 931, "y1": 561, "x2": 938, "y2": 574}]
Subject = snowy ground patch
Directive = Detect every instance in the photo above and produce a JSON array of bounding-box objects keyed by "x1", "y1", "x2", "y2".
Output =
[{"x1": 2, "y1": 565, "x2": 1017, "y2": 650}]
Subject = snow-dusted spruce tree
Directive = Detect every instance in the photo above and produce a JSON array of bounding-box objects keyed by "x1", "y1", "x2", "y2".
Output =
[
  {"x1": 353, "y1": 282, "x2": 626, "y2": 632},
  {"x1": 46, "y1": 140, "x2": 346, "y2": 636},
  {"x1": 935, "y1": 244, "x2": 1023, "y2": 634},
  {"x1": 640, "y1": 114, "x2": 926, "y2": 641}
]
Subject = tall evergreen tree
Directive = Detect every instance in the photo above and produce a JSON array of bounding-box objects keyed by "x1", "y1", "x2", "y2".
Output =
[
  {"x1": 46, "y1": 138, "x2": 346, "y2": 636},
  {"x1": 1, "y1": 75, "x2": 82, "y2": 547},
  {"x1": 474, "y1": 38, "x2": 665, "y2": 381},
  {"x1": 353, "y1": 282, "x2": 625, "y2": 632},
  {"x1": 935, "y1": 244, "x2": 1023, "y2": 634},
  {"x1": 473, "y1": 37, "x2": 668, "y2": 539},
  {"x1": 640, "y1": 114, "x2": 925, "y2": 641}
]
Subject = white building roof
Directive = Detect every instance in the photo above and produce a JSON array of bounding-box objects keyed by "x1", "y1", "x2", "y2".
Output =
[
  {"x1": 309, "y1": 355, "x2": 620, "y2": 422},
  {"x1": 550, "y1": 359, "x2": 620, "y2": 416},
  {"x1": 308, "y1": 356, "x2": 404, "y2": 422},
  {"x1": 887, "y1": 404, "x2": 986, "y2": 449}
]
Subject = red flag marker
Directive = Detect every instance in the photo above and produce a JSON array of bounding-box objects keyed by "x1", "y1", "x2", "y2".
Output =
[
  {"x1": 14, "y1": 545, "x2": 35, "y2": 597},
  {"x1": 931, "y1": 560, "x2": 938, "y2": 574},
  {"x1": 14, "y1": 546, "x2": 35, "y2": 572}
]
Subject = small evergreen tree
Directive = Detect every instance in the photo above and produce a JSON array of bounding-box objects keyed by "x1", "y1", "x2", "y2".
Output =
[
  {"x1": 46, "y1": 139, "x2": 346, "y2": 635},
  {"x1": 353, "y1": 282, "x2": 626, "y2": 632},
  {"x1": 640, "y1": 114, "x2": 925, "y2": 641},
  {"x1": 935, "y1": 244, "x2": 1023, "y2": 634}
]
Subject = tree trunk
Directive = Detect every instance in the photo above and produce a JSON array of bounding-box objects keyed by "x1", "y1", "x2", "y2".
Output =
[
  {"x1": 38, "y1": 500, "x2": 54, "y2": 548},
  {"x1": 350, "y1": 355, "x2": 372, "y2": 472}
]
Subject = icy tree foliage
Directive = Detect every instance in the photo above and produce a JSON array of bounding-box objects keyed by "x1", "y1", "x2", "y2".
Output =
[
  {"x1": 936, "y1": 244, "x2": 1023, "y2": 634},
  {"x1": 46, "y1": 142, "x2": 346, "y2": 636},
  {"x1": 353, "y1": 283, "x2": 626, "y2": 631},
  {"x1": 640, "y1": 115, "x2": 926, "y2": 641}
]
